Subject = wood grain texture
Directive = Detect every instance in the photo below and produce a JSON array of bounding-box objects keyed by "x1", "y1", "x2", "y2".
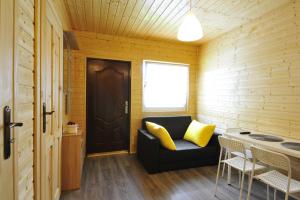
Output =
[
  {"x1": 67, "y1": 31, "x2": 198, "y2": 153},
  {"x1": 63, "y1": 49, "x2": 71, "y2": 125},
  {"x1": 60, "y1": 154, "x2": 297, "y2": 200},
  {"x1": 62, "y1": 0, "x2": 290, "y2": 44},
  {"x1": 48, "y1": 0, "x2": 72, "y2": 30},
  {"x1": 61, "y1": 133, "x2": 84, "y2": 191},
  {"x1": 0, "y1": 0, "x2": 15, "y2": 199},
  {"x1": 14, "y1": 0, "x2": 36, "y2": 199},
  {"x1": 86, "y1": 58, "x2": 130, "y2": 153},
  {"x1": 197, "y1": 1, "x2": 300, "y2": 139},
  {"x1": 39, "y1": 1, "x2": 64, "y2": 199}
]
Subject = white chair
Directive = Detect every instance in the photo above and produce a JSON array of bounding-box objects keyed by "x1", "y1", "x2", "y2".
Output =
[
  {"x1": 247, "y1": 146, "x2": 300, "y2": 200},
  {"x1": 215, "y1": 136, "x2": 265, "y2": 200},
  {"x1": 223, "y1": 128, "x2": 253, "y2": 184},
  {"x1": 222, "y1": 149, "x2": 253, "y2": 185}
]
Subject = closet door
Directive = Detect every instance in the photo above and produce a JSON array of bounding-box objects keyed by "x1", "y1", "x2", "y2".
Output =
[
  {"x1": 40, "y1": 1, "x2": 63, "y2": 200},
  {"x1": 1, "y1": 0, "x2": 36, "y2": 199},
  {"x1": 0, "y1": 0, "x2": 14, "y2": 198}
]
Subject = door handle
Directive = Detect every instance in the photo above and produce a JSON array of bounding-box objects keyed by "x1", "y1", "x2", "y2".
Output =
[
  {"x1": 45, "y1": 111, "x2": 55, "y2": 115},
  {"x1": 3, "y1": 106, "x2": 23, "y2": 159},
  {"x1": 9, "y1": 122, "x2": 23, "y2": 128},
  {"x1": 125, "y1": 100, "x2": 128, "y2": 114},
  {"x1": 43, "y1": 103, "x2": 55, "y2": 133}
]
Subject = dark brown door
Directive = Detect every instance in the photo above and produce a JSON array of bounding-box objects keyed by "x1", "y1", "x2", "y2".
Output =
[{"x1": 87, "y1": 58, "x2": 130, "y2": 153}]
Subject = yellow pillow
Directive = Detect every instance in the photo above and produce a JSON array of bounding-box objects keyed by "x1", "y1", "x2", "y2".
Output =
[
  {"x1": 146, "y1": 122, "x2": 176, "y2": 151},
  {"x1": 183, "y1": 120, "x2": 215, "y2": 147}
]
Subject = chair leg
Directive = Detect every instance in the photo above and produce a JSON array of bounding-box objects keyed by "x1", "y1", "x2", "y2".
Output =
[
  {"x1": 239, "y1": 171, "x2": 246, "y2": 200},
  {"x1": 221, "y1": 163, "x2": 226, "y2": 177},
  {"x1": 238, "y1": 171, "x2": 241, "y2": 188},
  {"x1": 215, "y1": 149, "x2": 223, "y2": 196},
  {"x1": 246, "y1": 172, "x2": 254, "y2": 200},
  {"x1": 227, "y1": 153, "x2": 232, "y2": 185},
  {"x1": 284, "y1": 192, "x2": 289, "y2": 200},
  {"x1": 248, "y1": 173, "x2": 251, "y2": 187},
  {"x1": 267, "y1": 185, "x2": 270, "y2": 200},
  {"x1": 222, "y1": 150, "x2": 228, "y2": 177}
]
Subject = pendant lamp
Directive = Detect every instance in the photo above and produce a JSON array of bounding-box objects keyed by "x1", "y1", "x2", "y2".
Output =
[{"x1": 177, "y1": 0, "x2": 203, "y2": 42}]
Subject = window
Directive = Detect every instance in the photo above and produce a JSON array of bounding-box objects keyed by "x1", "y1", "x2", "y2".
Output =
[{"x1": 143, "y1": 60, "x2": 189, "y2": 112}]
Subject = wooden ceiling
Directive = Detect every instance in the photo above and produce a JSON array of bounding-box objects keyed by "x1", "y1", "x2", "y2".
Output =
[{"x1": 63, "y1": 0, "x2": 290, "y2": 44}]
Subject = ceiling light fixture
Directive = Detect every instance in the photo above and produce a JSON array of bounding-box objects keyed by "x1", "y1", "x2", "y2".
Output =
[{"x1": 177, "y1": 0, "x2": 203, "y2": 42}]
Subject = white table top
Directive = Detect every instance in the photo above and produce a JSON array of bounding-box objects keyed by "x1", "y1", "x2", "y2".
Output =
[{"x1": 224, "y1": 128, "x2": 300, "y2": 159}]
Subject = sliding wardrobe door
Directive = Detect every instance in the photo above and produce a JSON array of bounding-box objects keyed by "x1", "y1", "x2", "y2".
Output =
[{"x1": 40, "y1": 1, "x2": 63, "y2": 200}]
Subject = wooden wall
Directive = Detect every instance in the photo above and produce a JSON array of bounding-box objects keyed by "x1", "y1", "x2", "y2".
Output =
[
  {"x1": 15, "y1": 0, "x2": 35, "y2": 199},
  {"x1": 68, "y1": 31, "x2": 198, "y2": 152},
  {"x1": 49, "y1": 0, "x2": 72, "y2": 30},
  {"x1": 63, "y1": 49, "x2": 70, "y2": 125},
  {"x1": 197, "y1": 1, "x2": 300, "y2": 139}
]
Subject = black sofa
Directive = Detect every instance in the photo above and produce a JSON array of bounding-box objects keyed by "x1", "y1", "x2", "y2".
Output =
[{"x1": 137, "y1": 116, "x2": 220, "y2": 173}]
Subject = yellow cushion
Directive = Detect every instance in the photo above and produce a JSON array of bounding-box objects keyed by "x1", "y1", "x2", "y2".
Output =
[
  {"x1": 183, "y1": 120, "x2": 216, "y2": 147},
  {"x1": 146, "y1": 122, "x2": 176, "y2": 151}
]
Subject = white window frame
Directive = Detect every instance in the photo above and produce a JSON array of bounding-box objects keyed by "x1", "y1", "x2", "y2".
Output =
[{"x1": 142, "y1": 60, "x2": 189, "y2": 112}]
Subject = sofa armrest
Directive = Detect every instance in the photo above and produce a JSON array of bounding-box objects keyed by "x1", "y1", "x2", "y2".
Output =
[
  {"x1": 207, "y1": 133, "x2": 221, "y2": 149},
  {"x1": 137, "y1": 129, "x2": 160, "y2": 173}
]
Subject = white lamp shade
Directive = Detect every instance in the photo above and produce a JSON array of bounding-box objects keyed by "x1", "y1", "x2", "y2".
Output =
[{"x1": 177, "y1": 12, "x2": 203, "y2": 42}]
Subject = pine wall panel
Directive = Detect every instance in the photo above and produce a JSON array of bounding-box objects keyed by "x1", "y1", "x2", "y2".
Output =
[
  {"x1": 68, "y1": 31, "x2": 198, "y2": 152},
  {"x1": 197, "y1": 1, "x2": 300, "y2": 139},
  {"x1": 15, "y1": 0, "x2": 35, "y2": 199}
]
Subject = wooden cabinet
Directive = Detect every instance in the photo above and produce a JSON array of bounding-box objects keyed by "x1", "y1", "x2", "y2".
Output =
[{"x1": 61, "y1": 131, "x2": 85, "y2": 190}]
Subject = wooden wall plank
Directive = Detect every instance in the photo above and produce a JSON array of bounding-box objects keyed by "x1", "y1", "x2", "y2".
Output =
[
  {"x1": 197, "y1": 1, "x2": 300, "y2": 139},
  {"x1": 15, "y1": 0, "x2": 35, "y2": 199}
]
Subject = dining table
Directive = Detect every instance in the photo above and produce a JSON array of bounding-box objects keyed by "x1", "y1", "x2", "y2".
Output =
[{"x1": 224, "y1": 128, "x2": 300, "y2": 199}]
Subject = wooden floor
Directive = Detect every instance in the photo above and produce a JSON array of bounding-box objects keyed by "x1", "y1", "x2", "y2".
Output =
[{"x1": 61, "y1": 154, "x2": 293, "y2": 200}]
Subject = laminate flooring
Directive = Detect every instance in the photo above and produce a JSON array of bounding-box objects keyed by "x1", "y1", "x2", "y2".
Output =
[{"x1": 61, "y1": 154, "x2": 296, "y2": 200}]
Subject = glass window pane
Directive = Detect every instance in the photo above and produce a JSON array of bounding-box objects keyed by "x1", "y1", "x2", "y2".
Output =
[{"x1": 143, "y1": 61, "x2": 189, "y2": 111}]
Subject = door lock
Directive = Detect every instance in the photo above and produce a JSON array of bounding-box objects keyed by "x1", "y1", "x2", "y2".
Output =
[{"x1": 3, "y1": 106, "x2": 23, "y2": 159}]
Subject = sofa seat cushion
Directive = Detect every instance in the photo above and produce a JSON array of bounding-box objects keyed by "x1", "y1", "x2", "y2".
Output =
[
  {"x1": 173, "y1": 140, "x2": 199, "y2": 150},
  {"x1": 159, "y1": 139, "x2": 218, "y2": 164}
]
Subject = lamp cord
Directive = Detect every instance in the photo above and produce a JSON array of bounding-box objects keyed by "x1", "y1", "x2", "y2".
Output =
[{"x1": 190, "y1": 0, "x2": 191, "y2": 12}]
